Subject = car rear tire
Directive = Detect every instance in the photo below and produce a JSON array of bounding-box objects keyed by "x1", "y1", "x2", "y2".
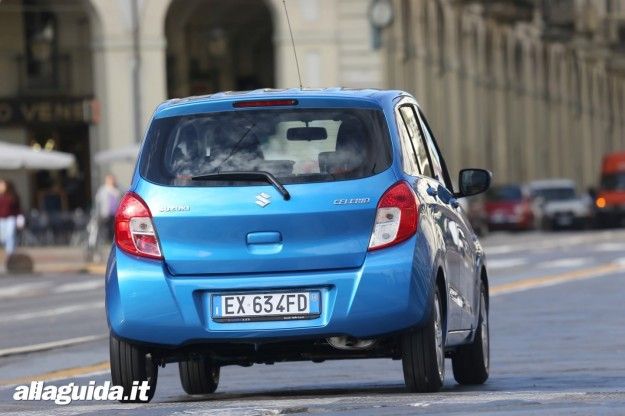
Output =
[
  {"x1": 451, "y1": 283, "x2": 489, "y2": 385},
  {"x1": 401, "y1": 287, "x2": 445, "y2": 393},
  {"x1": 179, "y1": 357, "x2": 220, "y2": 395},
  {"x1": 109, "y1": 333, "x2": 158, "y2": 403}
]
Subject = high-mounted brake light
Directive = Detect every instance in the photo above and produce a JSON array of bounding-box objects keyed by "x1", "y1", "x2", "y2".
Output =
[
  {"x1": 368, "y1": 181, "x2": 419, "y2": 251},
  {"x1": 233, "y1": 99, "x2": 298, "y2": 108},
  {"x1": 115, "y1": 192, "x2": 162, "y2": 259}
]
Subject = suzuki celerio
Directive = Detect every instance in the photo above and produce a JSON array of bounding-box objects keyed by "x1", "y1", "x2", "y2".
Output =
[{"x1": 106, "y1": 88, "x2": 492, "y2": 402}]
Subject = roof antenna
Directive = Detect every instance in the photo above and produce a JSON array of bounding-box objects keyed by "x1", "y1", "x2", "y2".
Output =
[{"x1": 282, "y1": 0, "x2": 303, "y2": 90}]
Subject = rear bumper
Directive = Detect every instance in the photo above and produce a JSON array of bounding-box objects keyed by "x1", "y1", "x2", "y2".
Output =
[
  {"x1": 105, "y1": 236, "x2": 434, "y2": 347},
  {"x1": 594, "y1": 208, "x2": 625, "y2": 226},
  {"x1": 543, "y1": 212, "x2": 590, "y2": 228},
  {"x1": 487, "y1": 219, "x2": 533, "y2": 231},
  {"x1": 487, "y1": 212, "x2": 533, "y2": 231}
]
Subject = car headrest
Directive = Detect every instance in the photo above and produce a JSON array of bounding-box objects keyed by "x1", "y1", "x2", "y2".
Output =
[
  {"x1": 177, "y1": 125, "x2": 202, "y2": 159},
  {"x1": 336, "y1": 118, "x2": 365, "y2": 154},
  {"x1": 318, "y1": 151, "x2": 361, "y2": 175}
]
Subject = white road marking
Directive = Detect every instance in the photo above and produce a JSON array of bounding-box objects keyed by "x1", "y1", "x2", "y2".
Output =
[
  {"x1": 0, "y1": 279, "x2": 102, "y2": 300},
  {"x1": 0, "y1": 282, "x2": 51, "y2": 299},
  {"x1": 0, "y1": 390, "x2": 597, "y2": 416},
  {"x1": 0, "y1": 404, "x2": 141, "y2": 416},
  {"x1": 0, "y1": 302, "x2": 104, "y2": 324},
  {"x1": 53, "y1": 280, "x2": 103, "y2": 294},
  {"x1": 491, "y1": 262, "x2": 625, "y2": 296},
  {"x1": 539, "y1": 258, "x2": 590, "y2": 269},
  {"x1": 613, "y1": 257, "x2": 625, "y2": 266},
  {"x1": 0, "y1": 335, "x2": 107, "y2": 358},
  {"x1": 485, "y1": 245, "x2": 516, "y2": 255},
  {"x1": 484, "y1": 230, "x2": 625, "y2": 256},
  {"x1": 593, "y1": 242, "x2": 625, "y2": 252},
  {"x1": 487, "y1": 258, "x2": 528, "y2": 269},
  {"x1": 409, "y1": 391, "x2": 586, "y2": 406},
  {"x1": 165, "y1": 398, "x2": 343, "y2": 416}
]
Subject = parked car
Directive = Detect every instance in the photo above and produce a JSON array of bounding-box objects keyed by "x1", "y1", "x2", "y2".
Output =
[
  {"x1": 106, "y1": 89, "x2": 492, "y2": 402},
  {"x1": 595, "y1": 151, "x2": 625, "y2": 227},
  {"x1": 484, "y1": 184, "x2": 534, "y2": 231},
  {"x1": 528, "y1": 179, "x2": 592, "y2": 230}
]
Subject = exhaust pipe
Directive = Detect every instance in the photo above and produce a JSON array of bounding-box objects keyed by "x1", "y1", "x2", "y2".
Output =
[{"x1": 327, "y1": 336, "x2": 376, "y2": 351}]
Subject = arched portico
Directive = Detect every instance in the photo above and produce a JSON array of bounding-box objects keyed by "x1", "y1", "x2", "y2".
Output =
[
  {"x1": 86, "y1": 0, "x2": 170, "y2": 187},
  {"x1": 84, "y1": 0, "x2": 381, "y2": 188},
  {"x1": 165, "y1": 0, "x2": 276, "y2": 97},
  {"x1": 0, "y1": 0, "x2": 99, "y2": 209}
]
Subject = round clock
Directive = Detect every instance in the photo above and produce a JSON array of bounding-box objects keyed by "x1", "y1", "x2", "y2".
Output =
[{"x1": 368, "y1": 0, "x2": 394, "y2": 29}]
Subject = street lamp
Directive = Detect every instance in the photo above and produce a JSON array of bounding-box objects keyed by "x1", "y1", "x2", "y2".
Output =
[
  {"x1": 368, "y1": 0, "x2": 394, "y2": 29},
  {"x1": 368, "y1": 0, "x2": 394, "y2": 49}
]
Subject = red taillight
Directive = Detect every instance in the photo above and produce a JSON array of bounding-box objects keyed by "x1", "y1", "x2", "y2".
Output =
[
  {"x1": 233, "y1": 99, "x2": 298, "y2": 108},
  {"x1": 368, "y1": 181, "x2": 419, "y2": 251},
  {"x1": 115, "y1": 192, "x2": 162, "y2": 259}
]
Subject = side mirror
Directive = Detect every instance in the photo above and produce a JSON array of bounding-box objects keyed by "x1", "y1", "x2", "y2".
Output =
[{"x1": 456, "y1": 168, "x2": 492, "y2": 198}]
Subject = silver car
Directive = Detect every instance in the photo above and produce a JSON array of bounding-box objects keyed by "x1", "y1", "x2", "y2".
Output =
[{"x1": 528, "y1": 179, "x2": 592, "y2": 229}]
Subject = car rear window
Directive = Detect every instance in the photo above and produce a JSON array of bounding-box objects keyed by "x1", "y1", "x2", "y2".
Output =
[
  {"x1": 486, "y1": 186, "x2": 523, "y2": 201},
  {"x1": 601, "y1": 173, "x2": 625, "y2": 190},
  {"x1": 532, "y1": 187, "x2": 576, "y2": 201},
  {"x1": 139, "y1": 108, "x2": 392, "y2": 186}
]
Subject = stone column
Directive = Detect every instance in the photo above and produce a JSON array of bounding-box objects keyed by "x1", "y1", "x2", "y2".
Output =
[
  {"x1": 579, "y1": 61, "x2": 594, "y2": 186},
  {"x1": 91, "y1": 34, "x2": 137, "y2": 187},
  {"x1": 446, "y1": 6, "x2": 463, "y2": 177},
  {"x1": 491, "y1": 27, "x2": 509, "y2": 184},
  {"x1": 89, "y1": 0, "x2": 169, "y2": 189},
  {"x1": 269, "y1": 0, "x2": 340, "y2": 88}
]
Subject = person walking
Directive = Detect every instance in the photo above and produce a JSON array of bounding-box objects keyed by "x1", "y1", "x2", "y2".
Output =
[
  {"x1": 95, "y1": 174, "x2": 121, "y2": 242},
  {"x1": 0, "y1": 180, "x2": 21, "y2": 255}
]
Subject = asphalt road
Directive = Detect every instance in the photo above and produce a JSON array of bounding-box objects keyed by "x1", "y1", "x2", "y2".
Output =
[{"x1": 1, "y1": 229, "x2": 625, "y2": 415}]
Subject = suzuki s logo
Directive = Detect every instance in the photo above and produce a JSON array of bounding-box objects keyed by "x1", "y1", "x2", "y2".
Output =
[{"x1": 256, "y1": 192, "x2": 271, "y2": 208}]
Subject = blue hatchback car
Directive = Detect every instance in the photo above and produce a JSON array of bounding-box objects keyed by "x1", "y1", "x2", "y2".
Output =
[{"x1": 106, "y1": 88, "x2": 492, "y2": 402}]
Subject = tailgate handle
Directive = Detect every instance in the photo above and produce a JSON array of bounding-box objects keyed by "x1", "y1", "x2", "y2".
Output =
[{"x1": 246, "y1": 231, "x2": 282, "y2": 245}]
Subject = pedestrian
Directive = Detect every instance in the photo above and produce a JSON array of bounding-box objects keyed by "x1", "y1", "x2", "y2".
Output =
[
  {"x1": 0, "y1": 180, "x2": 21, "y2": 255},
  {"x1": 95, "y1": 174, "x2": 121, "y2": 242}
]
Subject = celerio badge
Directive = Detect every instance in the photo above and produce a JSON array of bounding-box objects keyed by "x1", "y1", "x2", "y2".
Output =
[
  {"x1": 333, "y1": 198, "x2": 370, "y2": 205},
  {"x1": 160, "y1": 205, "x2": 190, "y2": 213},
  {"x1": 256, "y1": 193, "x2": 271, "y2": 208}
]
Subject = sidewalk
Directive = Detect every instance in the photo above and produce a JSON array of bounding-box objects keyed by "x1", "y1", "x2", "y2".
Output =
[{"x1": 0, "y1": 246, "x2": 107, "y2": 275}]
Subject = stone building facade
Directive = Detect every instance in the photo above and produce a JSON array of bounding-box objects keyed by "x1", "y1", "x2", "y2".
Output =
[
  {"x1": 0, "y1": 0, "x2": 384, "y2": 209},
  {"x1": 383, "y1": 0, "x2": 625, "y2": 188}
]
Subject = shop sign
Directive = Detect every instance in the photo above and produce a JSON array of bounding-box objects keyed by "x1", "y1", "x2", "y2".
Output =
[{"x1": 0, "y1": 98, "x2": 99, "y2": 125}]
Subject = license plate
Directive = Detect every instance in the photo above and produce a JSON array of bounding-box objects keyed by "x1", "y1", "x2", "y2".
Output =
[
  {"x1": 491, "y1": 211, "x2": 507, "y2": 223},
  {"x1": 556, "y1": 215, "x2": 573, "y2": 225},
  {"x1": 212, "y1": 291, "x2": 321, "y2": 322}
]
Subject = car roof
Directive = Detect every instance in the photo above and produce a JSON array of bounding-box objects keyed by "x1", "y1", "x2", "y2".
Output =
[
  {"x1": 491, "y1": 183, "x2": 523, "y2": 190},
  {"x1": 527, "y1": 179, "x2": 576, "y2": 189},
  {"x1": 602, "y1": 152, "x2": 625, "y2": 174},
  {"x1": 154, "y1": 88, "x2": 411, "y2": 119}
]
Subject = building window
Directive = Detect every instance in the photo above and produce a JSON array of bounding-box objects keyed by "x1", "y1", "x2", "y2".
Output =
[{"x1": 22, "y1": 1, "x2": 59, "y2": 91}]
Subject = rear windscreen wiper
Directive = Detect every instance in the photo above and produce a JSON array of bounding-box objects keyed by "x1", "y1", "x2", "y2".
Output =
[{"x1": 191, "y1": 171, "x2": 291, "y2": 201}]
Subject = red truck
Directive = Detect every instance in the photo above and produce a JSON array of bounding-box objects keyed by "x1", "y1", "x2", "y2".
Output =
[{"x1": 595, "y1": 152, "x2": 625, "y2": 227}]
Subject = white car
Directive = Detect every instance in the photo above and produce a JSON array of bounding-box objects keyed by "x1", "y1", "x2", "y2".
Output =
[{"x1": 528, "y1": 179, "x2": 592, "y2": 229}]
